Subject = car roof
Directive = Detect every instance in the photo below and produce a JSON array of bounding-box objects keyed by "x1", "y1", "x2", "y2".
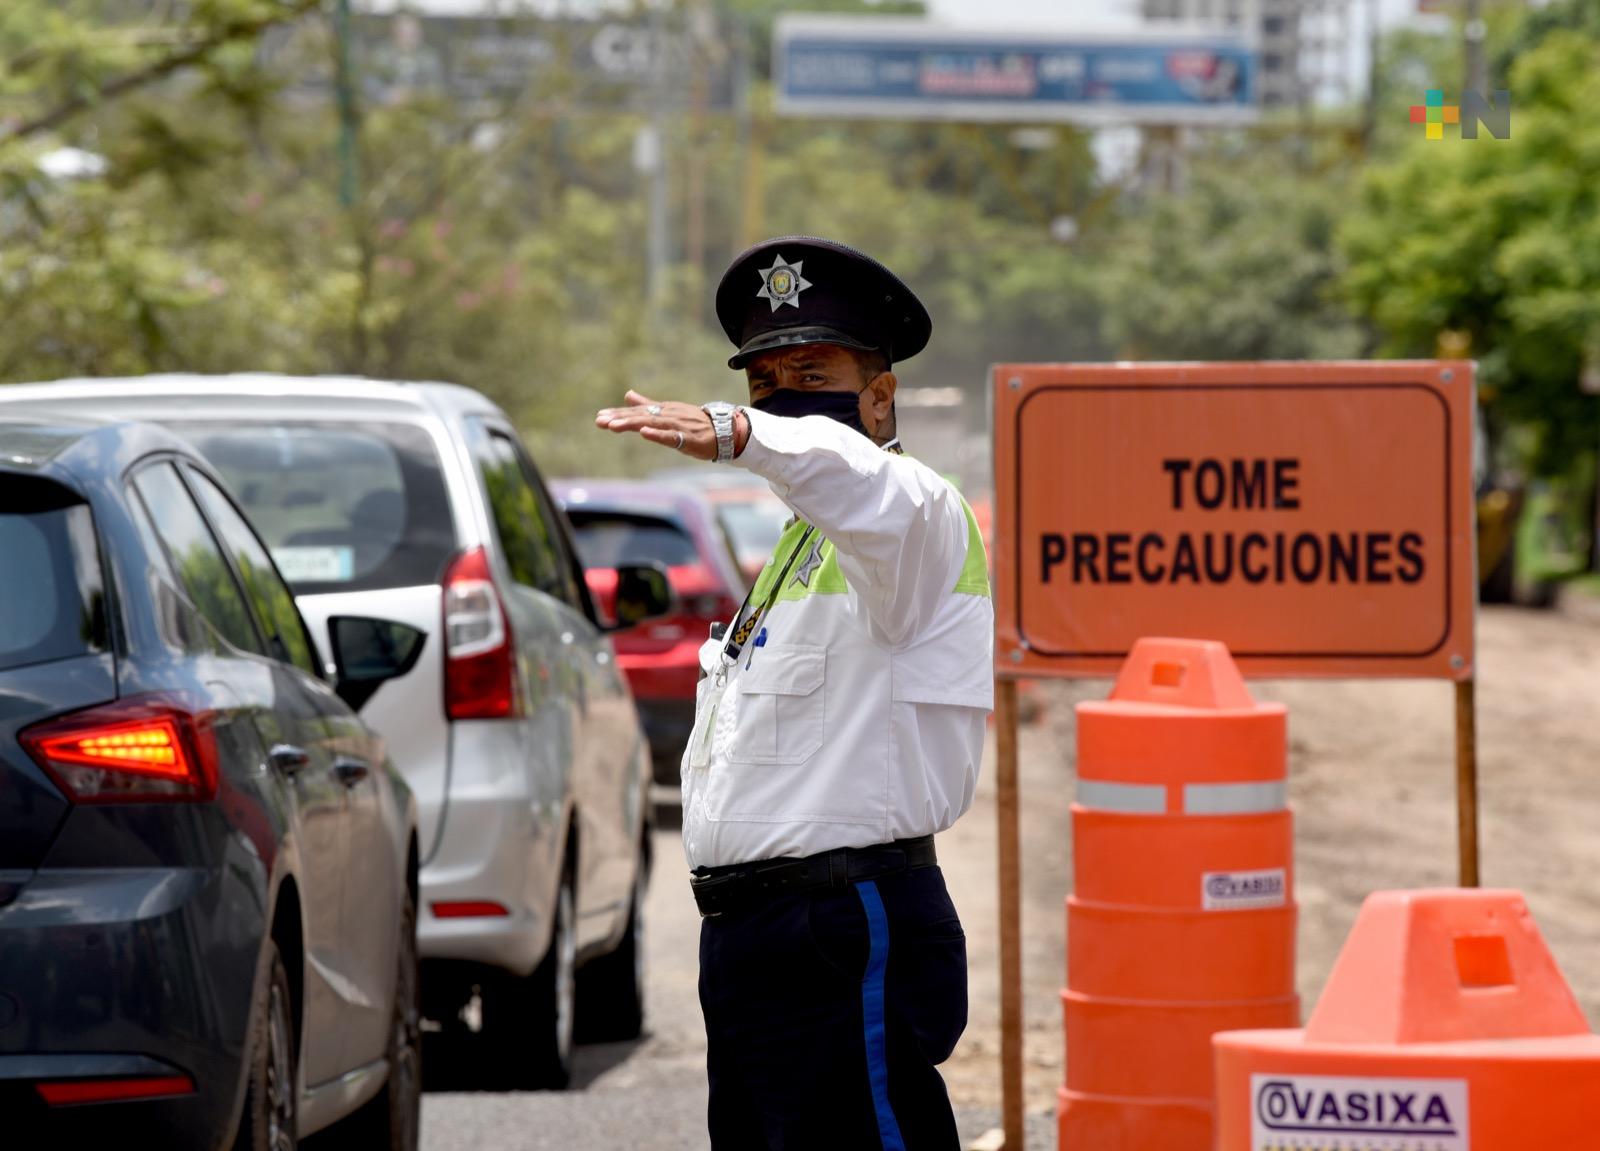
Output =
[
  {"x1": 0, "y1": 419, "x2": 94, "y2": 470},
  {"x1": 0, "y1": 415, "x2": 202, "y2": 484},
  {"x1": 701, "y1": 484, "x2": 786, "y2": 506},
  {"x1": 551, "y1": 478, "x2": 711, "y2": 518},
  {"x1": 0, "y1": 373, "x2": 505, "y2": 424},
  {"x1": 648, "y1": 466, "x2": 777, "y2": 491}
]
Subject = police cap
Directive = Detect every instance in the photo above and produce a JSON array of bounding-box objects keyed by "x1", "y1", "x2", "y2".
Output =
[{"x1": 715, "y1": 236, "x2": 932, "y2": 370}]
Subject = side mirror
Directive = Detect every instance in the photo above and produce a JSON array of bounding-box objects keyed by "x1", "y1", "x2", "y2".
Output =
[
  {"x1": 607, "y1": 562, "x2": 673, "y2": 631},
  {"x1": 328, "y1": 616, "x2": 428, "y2": 712}
]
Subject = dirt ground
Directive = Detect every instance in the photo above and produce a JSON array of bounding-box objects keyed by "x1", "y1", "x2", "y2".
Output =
[
  {"x1": 939, "y1": 598, "x2": 1600, "y2": 1119},
  {"x1": 424, "y1": 598, "x2": 1600, "y2": 1150}
]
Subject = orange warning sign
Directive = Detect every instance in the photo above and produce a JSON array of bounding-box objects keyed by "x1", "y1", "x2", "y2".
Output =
[{"x1": 993, "y1": 362, "x2": 1476, "y2": 680}]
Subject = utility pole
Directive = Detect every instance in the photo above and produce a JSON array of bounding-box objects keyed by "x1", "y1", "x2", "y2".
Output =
[
  {"x1": 645, "y1": 5, "x2": 671, "y2": 313},
  {"x1": 1463, "y1": 0, "x2": 1486, "y2": 96},
  {"x1": 734, "y1": 17, "x2": 766, "y2": 250},
  {"x1": 1360, "y1": 0, "x2": 1379, "y2": 153},
  {"x1": 684, "y1": 0, "x2": 717, "y2": 325},
  {"x1": 731, "y1": 14, "x2": 751, "y2": 250},
  {"x1": 333, "y1": 0, "x2": 359, "y2": 208}
]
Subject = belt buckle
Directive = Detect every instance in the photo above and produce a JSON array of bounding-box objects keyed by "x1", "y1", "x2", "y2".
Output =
[{"x1": 691, "y1": 868, "x2": 740, "y2": 918}]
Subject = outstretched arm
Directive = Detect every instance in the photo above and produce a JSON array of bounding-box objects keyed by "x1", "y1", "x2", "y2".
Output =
[{"x1": 595, "y1": 392, "x2": 969, "y2": 646}]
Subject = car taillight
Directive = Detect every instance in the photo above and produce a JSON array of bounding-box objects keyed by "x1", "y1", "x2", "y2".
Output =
[
  {"x1": 431, "y1": 901, "x2": 510, "y2": 918},
  {"x1": 686, "y1": 594, "x2": 732, "y2": 620},
  {"x1": 37, "y1": 1075, "x2": 195, "y2": 1105},
  {"x1": 443, "y1": 546, "x2": 521, "y2": 720},
  {"x1": 20, "y1": 697, "x2": 219, "y2": 804}
]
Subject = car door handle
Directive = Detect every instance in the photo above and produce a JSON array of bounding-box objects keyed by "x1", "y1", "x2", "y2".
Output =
[
  {"x1": 333, "y1": 757, "x2": 371, "y2": 787},
  {"x1": 269, "y1": 744, "x2": 311, "y2": 775}
]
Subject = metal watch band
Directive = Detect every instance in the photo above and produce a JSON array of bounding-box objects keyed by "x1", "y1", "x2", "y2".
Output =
[{"x1": 703, "y1": 402, "x2": 737, "y2": 463}]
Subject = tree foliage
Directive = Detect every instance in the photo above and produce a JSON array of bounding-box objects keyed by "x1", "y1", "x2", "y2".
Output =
[
  {"x1": 1092, "y1": 147, "x2": 1365, "y2": 362},
  {"x1": 1340, "y1": 25, "x2": 1600, "y2": 471},
  {"x1": 3, "y1": 0, "x2": 1598, "y2": 495}
]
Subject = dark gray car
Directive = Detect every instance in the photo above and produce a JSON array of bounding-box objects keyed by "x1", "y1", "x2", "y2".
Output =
[{"x1": 0, "y1": 418, "x2": 421, "y2": 1149}]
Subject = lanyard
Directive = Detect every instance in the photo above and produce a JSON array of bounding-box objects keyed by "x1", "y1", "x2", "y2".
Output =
[
  {"x1": 718, "y1": 524, "x2": 817, "y2": 674},
  {"x1": 713, "y1": 440, "x2": 899, "y2": 675}
]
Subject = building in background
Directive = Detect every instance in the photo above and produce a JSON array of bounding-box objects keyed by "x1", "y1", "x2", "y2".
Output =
[{"x1": 1141, "y1": 0, "x2": 1356, "y2": 109}]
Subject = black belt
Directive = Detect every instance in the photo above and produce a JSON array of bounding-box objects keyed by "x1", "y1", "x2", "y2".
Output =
[{"x1": 690, "y1": 836, "x2": 937, "y2": 918}]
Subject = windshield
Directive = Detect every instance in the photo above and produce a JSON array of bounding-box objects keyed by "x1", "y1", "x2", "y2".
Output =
[
  {"x1": 180, "y1": 422, "x2": 456, "y2": 594},
  {"x1": 0, "y1": 479, "x2": 107, "y2": 672}
]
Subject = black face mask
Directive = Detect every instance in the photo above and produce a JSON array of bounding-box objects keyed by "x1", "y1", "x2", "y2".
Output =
[{"x1": 752, "y1": 387, "x2": 869, "y2": 436}]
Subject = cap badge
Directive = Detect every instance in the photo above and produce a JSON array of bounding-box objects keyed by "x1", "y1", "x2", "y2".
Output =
[{"x1": 756, "y1": 255, "x2": 812, "y2": 312}]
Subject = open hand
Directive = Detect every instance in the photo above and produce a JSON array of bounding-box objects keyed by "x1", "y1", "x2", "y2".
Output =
[{"x1": 595, "y1": 391, "x2": 727, "y2": 461}]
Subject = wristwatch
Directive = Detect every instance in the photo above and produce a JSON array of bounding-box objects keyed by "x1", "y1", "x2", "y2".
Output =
[{"x1": 702, "y1": 402, "x2": 739, "y2": 464}]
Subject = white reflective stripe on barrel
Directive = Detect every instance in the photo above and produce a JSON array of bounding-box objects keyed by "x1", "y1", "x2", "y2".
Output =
[
  {"x1": 1182, "y1": 780, "x2": 1287, "y2": 815},
  {"x1": 1076, "y1": 780, "x2": 1167, "y2": 814}
]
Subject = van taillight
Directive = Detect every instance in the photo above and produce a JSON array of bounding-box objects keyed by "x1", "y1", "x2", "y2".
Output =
[
  {"x1": 442, "y1": 546, "x2": 521, "y2": 720},
  {"x1": 21, "y1": 697, "x2": 219, "y2": 803}
]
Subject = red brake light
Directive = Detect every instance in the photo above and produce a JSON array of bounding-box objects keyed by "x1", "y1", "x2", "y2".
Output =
[
  {"x1": 442, "y1": 546, "x2": 522, "y2": 720},
  {"x1": 431, "y1": 900, "x2": 510, "y2": 919},
  {"x1": 37, "y1": 1075, "x2": 195, "y2": 1105},
  {"x1": 21, "y1": 697, "x2": 219, "y2": 804}
]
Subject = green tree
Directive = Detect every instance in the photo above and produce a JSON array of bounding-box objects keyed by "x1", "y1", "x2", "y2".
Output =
[
  {"x1": 1092, "y1": 147, "x2": 1365, "y2": 362},
  {"x1": 1339, "y1": 30, "x2": 1600, "y2": 474},
  {"x1": 0, "y1": 1, "x2": 317, "y2": 148}
]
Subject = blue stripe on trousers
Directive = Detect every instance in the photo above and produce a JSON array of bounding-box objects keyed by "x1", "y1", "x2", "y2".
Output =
[{"x1": 856, "y1": 880, "x2": 906, "y2": 1151}]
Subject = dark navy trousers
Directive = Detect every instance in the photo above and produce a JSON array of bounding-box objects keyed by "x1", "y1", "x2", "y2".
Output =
[{"x1": 698, "y1": 865, "x2": 967, "y2": 1150}]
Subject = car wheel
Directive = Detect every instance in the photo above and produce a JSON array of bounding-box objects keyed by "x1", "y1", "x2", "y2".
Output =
[
  {"x1": 485, "y1": 866, "x2": 576, "y2": 1089},
  {"x1": 341, "y1": 884, "x2": 421, "y2": 1149},
  {"x1": 235, "y1": 942, "x2": 297, "y2": 1151},
  {"x1": 577, "y1": 849, "x2": 647, "y2": 1042},
  {"x1": 1481, "y1": 539, "x2": 1515, "y2": 603}
]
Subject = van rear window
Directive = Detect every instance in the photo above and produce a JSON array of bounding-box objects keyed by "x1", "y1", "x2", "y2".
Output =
[
  {"x1": 181, "y1": 422, "x2": 456, "y2": 594},
  {"x1": 565, "y1": 511, "x2": 701, "y2": 569},
  {"x1": 0, "y1": 478, "x2": 107, "y2": 672}
]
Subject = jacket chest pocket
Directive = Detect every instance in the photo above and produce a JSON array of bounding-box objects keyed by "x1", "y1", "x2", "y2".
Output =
[{"x1": 727, "y1": 644, "x2": 826, "y2": 766}]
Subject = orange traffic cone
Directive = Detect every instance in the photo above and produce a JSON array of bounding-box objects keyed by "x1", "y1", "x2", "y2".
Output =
[
  {"x1": 1060, "y1": 638, "x2": 1300, "y2": 1149},
  {"x1": 1215, "y1": 888, "x2": 1600, "y2": 1149}
]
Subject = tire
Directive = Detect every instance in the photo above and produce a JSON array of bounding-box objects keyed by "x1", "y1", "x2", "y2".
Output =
[
  {"x1": 1481, "y1": 539, "x2": 1515, "y2": 604},
  {"x1": 577, "y1": 850, "x2": 647, "y2": 1042},
  {"x1": 483, "y1": 867, "x2": 576, "y2": 1089},
  {"x1": 234, "y1": 943, "x2": 298, "y2": 1151},
  {"x1": 341, "y1": 884, "x2": 421, "y2": 1149}
]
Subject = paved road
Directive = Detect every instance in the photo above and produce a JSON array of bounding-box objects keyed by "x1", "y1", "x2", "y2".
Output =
[{"x1": 420, "y1": 828, "x2": 1054, "y2": 1151}]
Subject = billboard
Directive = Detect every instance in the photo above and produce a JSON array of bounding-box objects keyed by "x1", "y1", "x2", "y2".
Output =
[
  {"x1": 992, "y1": 362, "x2": 1477, "y2": 680},
  {"x1": 775, "y1": 15, "x2": 1258, "y2": 126}
]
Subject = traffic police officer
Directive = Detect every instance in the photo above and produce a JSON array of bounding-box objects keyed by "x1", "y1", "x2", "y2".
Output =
[{"x1": 596, "y1": 236, "x2": 993, "y2": 1150}]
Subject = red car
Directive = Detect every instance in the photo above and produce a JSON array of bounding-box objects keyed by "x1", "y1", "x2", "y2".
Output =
[
  {"x1": 552, "y1": 480, "x2": 746, "y2": 784},
  {"x1": 650, "y1": 468, "x2": 793, "y2": 587}
]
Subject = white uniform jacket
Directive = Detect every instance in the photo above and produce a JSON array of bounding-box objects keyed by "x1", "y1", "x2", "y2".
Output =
[{"x1": 680, "y1": 406, "x2": 994, "y2": 871}]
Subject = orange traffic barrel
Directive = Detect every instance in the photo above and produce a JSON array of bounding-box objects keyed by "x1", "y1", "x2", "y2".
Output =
[
  {"x1": 1215, "y1": 888, "x2": 1600, "y2": 1149},
  {"x1": 1060, "y1": 638, "x2": 1300, "y2": 1150}
]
